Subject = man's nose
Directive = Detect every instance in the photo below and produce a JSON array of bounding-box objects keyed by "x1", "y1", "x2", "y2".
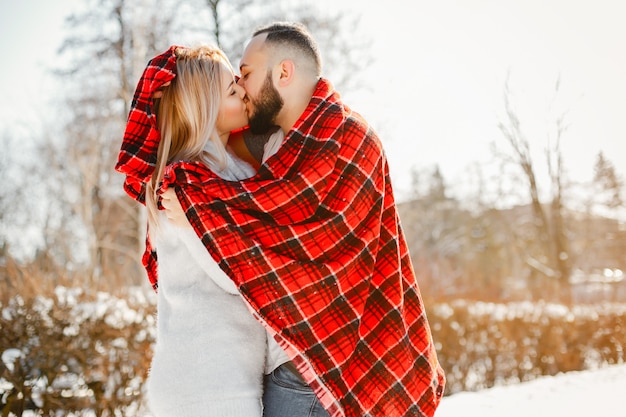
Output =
[{"x1": 235, "y1": 84, "x2": 246, "y2": 100}]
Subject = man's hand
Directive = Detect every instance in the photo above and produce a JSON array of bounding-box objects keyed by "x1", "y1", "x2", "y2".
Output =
[{"x1": 161, "y1": 188, "x2": 192, "y2": 229}]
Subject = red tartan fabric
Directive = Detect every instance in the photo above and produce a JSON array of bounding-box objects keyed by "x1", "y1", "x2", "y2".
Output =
[
  {"x1": 114, "y1": 45, "x2": 445, "y2": 414},
  {"x1": 154, "y1": 79, "x2": 446, "y2": 416},
  {"x1": 115, "y1": 45, "x2": 180, "y2": 203}
]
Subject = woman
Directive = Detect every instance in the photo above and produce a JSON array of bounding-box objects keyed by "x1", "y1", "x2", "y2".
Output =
[{"x1": 122, "y1": 45, "x2": 283, "y2": 417}]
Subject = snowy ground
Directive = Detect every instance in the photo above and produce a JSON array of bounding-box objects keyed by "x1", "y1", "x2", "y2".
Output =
[{"x1": 436, "y1": 363, "x2": 626, "y2": 416}]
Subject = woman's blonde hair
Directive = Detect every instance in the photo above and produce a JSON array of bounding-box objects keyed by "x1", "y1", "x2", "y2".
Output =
[{"x1": 146, "y1": 45, "x2": 233, "y2": 230}]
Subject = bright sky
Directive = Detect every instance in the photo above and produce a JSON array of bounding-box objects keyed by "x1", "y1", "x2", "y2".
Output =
[
  {"x1": 1, "y1": 0, "x2": 625, "y2": 202},
  {"x1": 0, "y1": 0, "x2": 81, "y2": 131},
  {"x1": 343, "y1": 0, "x2": 626, "y2": 199}
]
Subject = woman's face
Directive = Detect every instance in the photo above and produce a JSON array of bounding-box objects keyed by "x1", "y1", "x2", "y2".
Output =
[{"x1": 215, "y1": 60, "x2": 248, "y2": 143}]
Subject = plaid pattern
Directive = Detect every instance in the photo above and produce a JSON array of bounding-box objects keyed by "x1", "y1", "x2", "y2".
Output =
[
  {"x1": 115, "y1": 48, "x2": 445, "y2": 416},
  {"x1": 161, "y1": 80, "x2": 444, "y2": 416},
  {"x1": 115, "y1": 45, "x2": 180, "y2": 202}
]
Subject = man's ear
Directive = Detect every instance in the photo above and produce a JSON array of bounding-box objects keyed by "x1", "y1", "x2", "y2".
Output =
[{"x1": 277, "y1": 60, "x2": 295, "y2": 87}]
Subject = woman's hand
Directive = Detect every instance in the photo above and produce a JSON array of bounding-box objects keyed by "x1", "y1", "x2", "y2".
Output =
[{"x1": 161, "y1": 188, "x2": 192, "y2": 229}]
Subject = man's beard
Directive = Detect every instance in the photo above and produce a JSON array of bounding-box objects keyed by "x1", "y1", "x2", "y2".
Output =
[{"x1": 248, "y1": 71, "x2": 284, "y2": 134}]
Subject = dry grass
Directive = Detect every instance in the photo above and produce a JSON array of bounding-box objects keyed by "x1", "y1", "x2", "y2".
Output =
[
  {"x1": 428, "y1": 299, "x2": 626, "y2": 394},
  {"x1": 1, "y1": 255, "x2": 155, "y2": 416},
  {"x1": 2, "y1": 254, "x2": 624, "y2": 414}
]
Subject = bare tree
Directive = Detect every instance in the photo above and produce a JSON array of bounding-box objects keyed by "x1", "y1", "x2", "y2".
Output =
[
  {"x1": 0, "y1": 129, "x2": 49, "y2": 263},
  {"x1": 197, "y1": 0, "x2": 371, "y2": 93},
  {"x1": 495, "y1": 77, "x2": 572, "y2": 301},
  {"x1": 32, "y1": 0, "x2": 183, "y2": 289},
  {"x1": 401, "y1": 166, "x2": 472, "y2": 297},
  {"x1": 20, "y1": 0, "x2": 372, "y2": 290}
]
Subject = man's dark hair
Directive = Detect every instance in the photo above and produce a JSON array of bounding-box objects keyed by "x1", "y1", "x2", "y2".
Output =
[{"x1": 253, "y1": 22, "x2": 322, "y2": 77}]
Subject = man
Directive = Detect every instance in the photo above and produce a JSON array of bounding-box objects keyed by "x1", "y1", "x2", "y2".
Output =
[{"x1": 161, "y1": 22, "x2": 445, "y2": 417}]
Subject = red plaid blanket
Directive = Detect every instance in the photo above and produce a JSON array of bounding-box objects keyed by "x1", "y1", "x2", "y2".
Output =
[
  {"x1": 116, "y1": 45, "x2": 180, "y2": 202},
  {"x1": 161, "y1": 81, "x2": 444, "y2": 415},
  {"x1": 116, "y1": 46, "x2": 445, "y2": 416}
]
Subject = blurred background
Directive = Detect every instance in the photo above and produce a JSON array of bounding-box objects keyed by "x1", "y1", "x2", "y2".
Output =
[{"x1": 1, "y1": 0, "x2": 625, "y2": 415}]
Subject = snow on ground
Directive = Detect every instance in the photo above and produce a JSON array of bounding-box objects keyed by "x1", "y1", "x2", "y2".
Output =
[{"x1": 436, "y1": 363, "x2": 626, "y2": 416}]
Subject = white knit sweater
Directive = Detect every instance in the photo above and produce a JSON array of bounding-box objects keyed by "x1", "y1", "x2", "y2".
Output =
[
  {"x1": 148, "y1": 217, "x2": 266, "y2": 417},
  {"x1": 147, "y1": 133, "x2": 287, "y2": 417}
]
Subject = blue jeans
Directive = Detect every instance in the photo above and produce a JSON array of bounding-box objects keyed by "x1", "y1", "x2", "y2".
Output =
[{"x1": 262, "y1": 364, "x2": 331, "y2": 417}]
